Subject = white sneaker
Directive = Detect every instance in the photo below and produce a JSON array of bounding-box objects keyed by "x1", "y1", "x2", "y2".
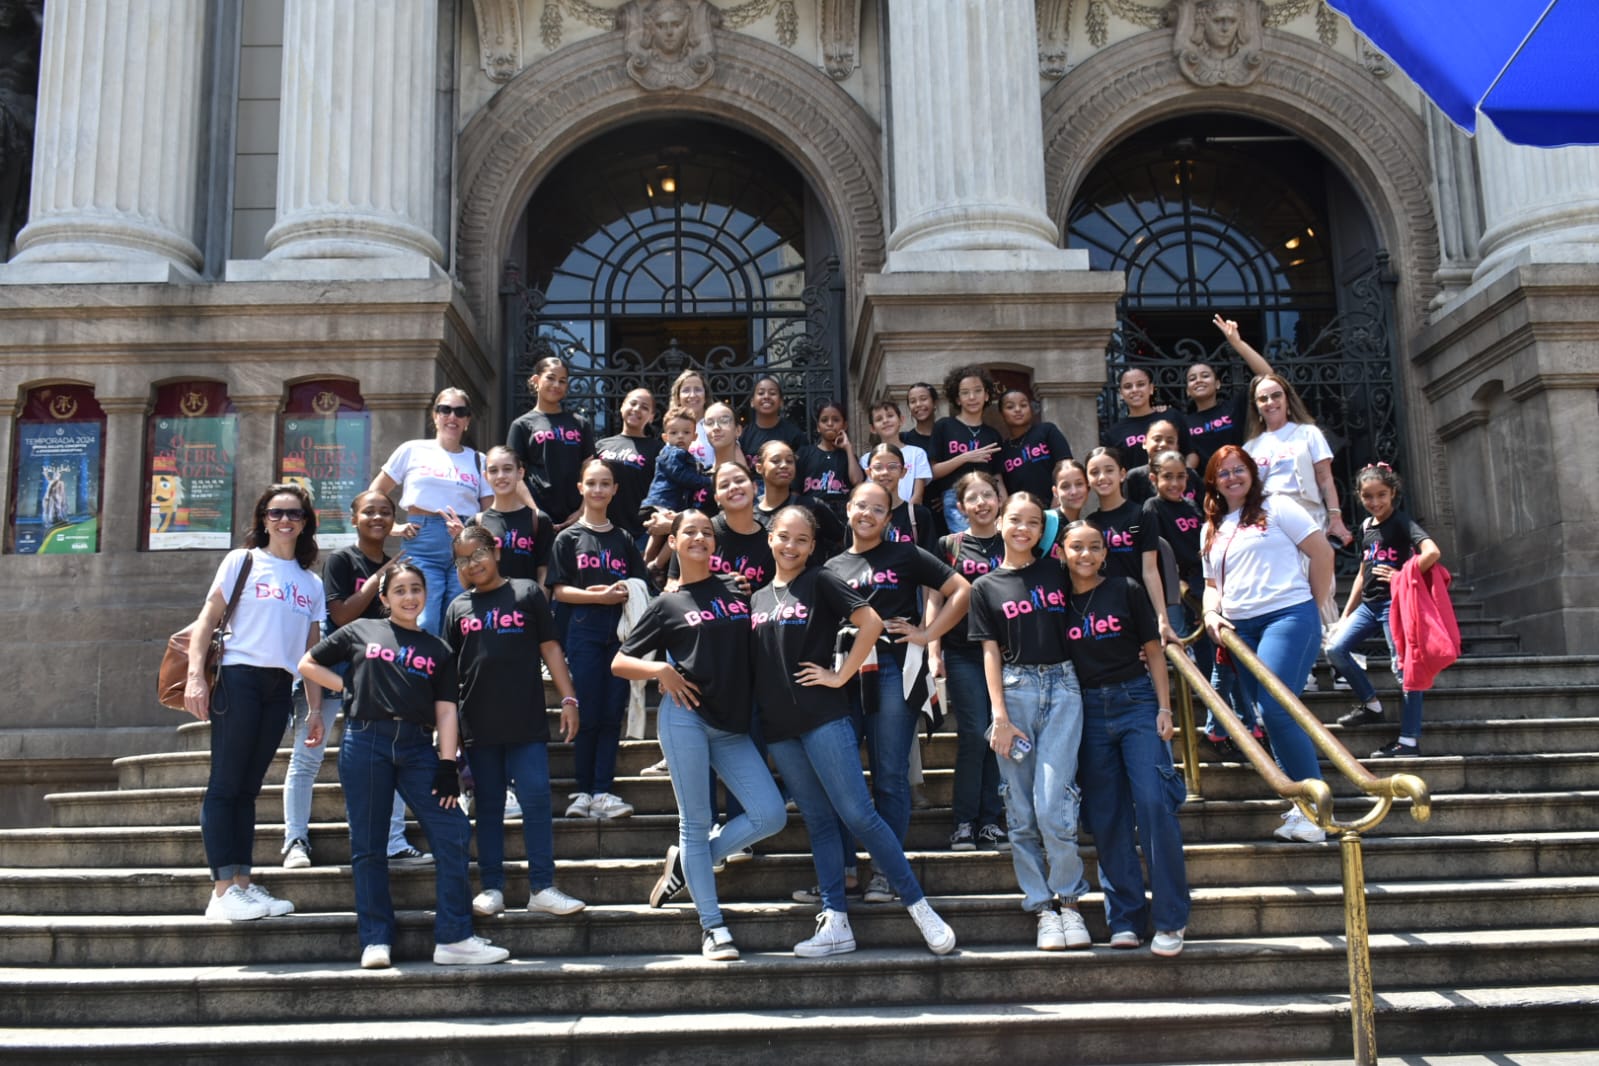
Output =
[
  {"x1": 906, "y1": 898, "x2": 956, "y2": 955},
  {"x1": 282, "y1": 838, "x2": 311, "y2": 869},
  {"x1": 702, "y1": 925, "x2": 740, "y2": 961},
  {"x1": 205, "y1": 885, "x2": 268, "y2": 921},
  {"x1": 504, "y1": 789, "x2": 523, "y2": 820},
  {"x1": 1152, "y1": 928, "x2": 1186, "y2": 957},
  {"x1": 1036, "y1": 909, "x2": 1067, "y2": 951},
  {"x1": 361, "y1": 943, "x2": 391, "y2": 970},
  {"x1": 1274, "y1": 809, "x2": 1327, "y2": 843},
  {"x1": 433, "y1": 935, "x2": 510, "y2": 966},
  {"x1": 589, "y1": 792, "x2": 634, "y2": 819},
  {"x1": 712, "y1": 845, "x2": 754, "y2": 872},
  {"x1": 564, "y1": 792, "x2": 593, "y2": 818},
  {"x1": 242, "y1": 883, "x2": 294, "y2": 917},
  {"x1": 472, "y1": 888, "x2": 506, "y2": 917},
  {"x1": 1059, "y1": 906, "x2": 1092, "y2": 949},
  {"x1": 527, "y1": 886, "x2": 586, "y2": 916},
  {"x1": 641, "y1": 757, "x2": 671, "y2": 777},
  {"x1": 1109, "y1": 929, "x2": 1142, "y2": 950},
  {"x1": 795, "y1": 909, "x2": 856, "y2": 957}
]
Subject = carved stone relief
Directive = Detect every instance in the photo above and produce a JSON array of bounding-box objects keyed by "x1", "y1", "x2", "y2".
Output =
[
  {"x1": 1173, "y1": 0, "x2": 1265, "y2": 87},
  {"x1": 618, "y1": 0, "x2": 722, "y2": 90},
  {"x1": 1037, "y1": 0, "x2": 1071, "y2": 79},
  {"x1": 471, "y1": 0, "x2": 525, "y2": 82},
  {"x1": 540, "y1": 0, "x2": 797, "y2": 53},
  {"x1": 819, "y1": 0, "x2": 859, "y2": 81},
  {"x1": 1077, "y1": 0, "x2": 1338, "y2": 51}
]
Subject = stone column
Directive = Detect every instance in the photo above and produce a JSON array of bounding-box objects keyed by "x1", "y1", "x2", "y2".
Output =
[
  {"x1": 1425, "y1": 104, "x2": 1485, "y2": 308},
  {"x1": 98, "y1": 399, "x2": 148, "y2": 553},
  {"x1": 248, "y1": 0, "x2": 443, "y2": 276},
  {"x1": 1472, "y1": 119, "x2": 1599, "y2": 284},
  {"x1": 883, "y1": 0, "x2": 1083, "y2": 272},
  {"x1": 2, "y1": 0, "x2": 207, "y2": 283}
]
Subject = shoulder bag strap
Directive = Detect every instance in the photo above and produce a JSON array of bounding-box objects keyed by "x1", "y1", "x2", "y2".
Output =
[{"x1": 217, "y1": 551, "x2": 254, "y2": 636}]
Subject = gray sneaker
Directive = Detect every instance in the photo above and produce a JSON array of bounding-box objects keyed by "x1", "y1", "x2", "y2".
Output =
[{"x1": 862, "y1": 873, "x2": 896, "y2": 903}]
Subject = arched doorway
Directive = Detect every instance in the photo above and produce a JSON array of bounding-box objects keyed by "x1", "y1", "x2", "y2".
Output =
[
  {"x1": 1070, "y1": 114, "x2": 1405, "y2": 559},
  {"x1": 501, "y1": 119, "x2": 845, "y2": 436}
]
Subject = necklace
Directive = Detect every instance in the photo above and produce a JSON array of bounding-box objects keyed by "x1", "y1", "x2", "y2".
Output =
[
  {"x1": 1070, "y1": 579, "x2": 1102, "y2": 621},
  {"x1": 577, "y1": 517, "x2": 613, "y2": 532}
]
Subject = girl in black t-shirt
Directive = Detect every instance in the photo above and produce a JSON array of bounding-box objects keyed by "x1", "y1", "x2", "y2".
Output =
[
  {"x1": 753, "y1": 506, "x2": 957, "y2": 957},
  {"x1": 930, "y1": 365, "x2": 1004, "y2": 534},
  {"x1": 738, "y1": 375, "x2": 808, "y2": 472},
  {"x1": 755, "y1": 439, "x2": 844, "y2": 561},
  {"x1": 596, "y1": 387, "x2": 664, "y2": 543},
  {"x1": 1043, "y1": 458, "x2": 1090, "y2": 564},
  {"x1": 612, "y1": 510, "x2": 786, "y2": 962},
  {"x1": 1185, "y1": 315, "x2": 1277, "y2": 472},
  {"x1": 1101, "y1": 366, "x2": 1188, "y2": 471},
  {"x1": 444, "y1": 526, "x2": 585, "y2": 922},
  {"x1": 507, "y1": 356, "x2": 593, "y2": 529},
  {"x1": 705, "y1": 461, "x2": 773, "y2": 590},
  {"x1": 999, "y1": 387, "x2": 1073, "y2": 500},
  {"x1": 795, "y1": 401, "x2": 862, "y2": 523},
  {"x1": 549, "y1": 458, "x2": 651, "y2": 822},
  {"x1": 1085, "y1": 446, "x2": 1178, "y2": 645},
  {"x1": 822, "y1": 482, "x2": 970, "y2": 901},
  {"x1": 1060, "y1": 521, "x2": 1190, "y2": 957},
  {"x1": 1126, "y1": 421, "x2": 1203, "y2": 506},
  {"x1": 299, "y1": 563, "x2": 508, "y2": 970},
  {"x1": 1326, "y1": 464, "x2": 1443, "y2": 758},
  {"x1": 464, "y1": 446, "x2": 554, "y2": 586},
  {"x1": 903, "y1": 381, "x2": 939, "y2": 457},
  {"x1": 966, "y1": 492, "x2": 1091, "y2": 950},
  {"x1": 863, "y1": 442, "x2": 934, "y2": 552}
]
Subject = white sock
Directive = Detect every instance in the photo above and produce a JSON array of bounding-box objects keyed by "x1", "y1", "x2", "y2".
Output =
[
  {"x1": 1364, "y1": 698, "x2": 1383, "y2": 712},
  {"x1": 1398, "y1": 736, "x2": 1418, "y2": 747}
]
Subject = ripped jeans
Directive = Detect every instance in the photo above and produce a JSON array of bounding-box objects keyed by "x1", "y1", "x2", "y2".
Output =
[{"x1": 993, "y1": 661, "x2": 1089, "y2": 912}]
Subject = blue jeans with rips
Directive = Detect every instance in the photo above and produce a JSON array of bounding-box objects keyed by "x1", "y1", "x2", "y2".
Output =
[
  {"x1": 994, "y1": 661, "x2": 1089, "y2": 912},
  {"x1": 340, "y1": 717, "x2": 474, "y2": 949},
  {"x1": 466, "y1": 741, "x2": 556, "y2": 893},
  {"x1": 1079, "y1": 675, "x2": 1192, "y2": 936}
]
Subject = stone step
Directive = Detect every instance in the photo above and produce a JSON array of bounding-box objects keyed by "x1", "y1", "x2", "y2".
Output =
[
  {"x1": 2, "y1": 928, "x2": 1594, "y2": 1029},
  {"x1": 6, "y1": 877, "x2": 1596, "y2": 968}
]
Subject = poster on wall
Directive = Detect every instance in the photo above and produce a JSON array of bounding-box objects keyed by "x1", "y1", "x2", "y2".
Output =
[
  {"x1": 281, "y1": 408, "x2": 371, "y2": 549},
  {"x1": 148, "y1": 412, "x2": 239, "y2": 550},
  {"x1": 12, "y1": 421, "x2": 103, "y2": 554}
]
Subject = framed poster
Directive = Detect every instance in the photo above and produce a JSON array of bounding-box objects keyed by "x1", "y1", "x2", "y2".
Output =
[
  {"x1": 280, "y1": 380, "x2": 370, "y2": 549},
  {"x1": 9, "y1": 385, "x2": 106, "y2": 555},
  {"x1": 147, "y1": 383, "x2": 238, "y2": 550}
]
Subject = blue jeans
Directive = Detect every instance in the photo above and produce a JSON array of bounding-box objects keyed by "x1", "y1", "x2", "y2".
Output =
[
  {"x1": 770, "y1": 716, "x2": 926, "y2": 912},
  {"x1": 943, "y1": 644, "x2": 1002, "y2": 828},
  {"x1": 283, "y1": 688, "x2": 407, "y2": 853},
  {"x1": 1326, "y1": 601, "x2": 1425, "y2": 737},
  {"x1": 942, "y1": 488, "x2": 969, "y2": 534},
  {"x1": 406, "y1": 513, "x2": 464, "y2": 637},
  {"x1": 862, "y1": 651, "x2": 916, "y2": 843},
  {"x1": 567, "y1": 606, "x2": 627, "y2": 795},
  {"x1": 340, "y1": 717, "x2": 473, "y2": 948},
  {"x1": 1079, "y1": 675, "x2": 1192, "y2": 935},
  {"x1": 466, "y1": 741, "x2": 556, "y2": 892},
  {"x1": 1230, "y1": 599, "x2": 1324, "y2": 782},
  {"x1": 994, "y1": 661, "x2": 1089, "y2": 911},
  {"x1": 202, "y1": 665, "x2": 294, "y2": 880},
  {"x1": 655, "y1": 694, "x2": 786, "y2": 931}
]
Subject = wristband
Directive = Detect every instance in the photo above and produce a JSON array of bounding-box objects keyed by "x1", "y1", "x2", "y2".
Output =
[
  {"x1": 561, "y1": 696, "x2": 579, "y2": 707},
  {"x1": 1327, "y1": 507, "x2": 1342, "y2": 514},
  {"x1": 1157, "y1": 707, "x2": 1172, "y2": 714},
  {"x1": 431, "y1": 759, "x2": 461, "y2": 799}
]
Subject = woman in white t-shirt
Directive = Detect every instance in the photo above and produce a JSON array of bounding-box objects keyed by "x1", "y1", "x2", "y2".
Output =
[
  {"x1": 1242, "y1": 372, "x2": 1353, "y2": 547},
  {"x1": 369, "y1": 387, "x2": 494, "y2": 635},
  {"x1": 1200, "y1": 446, "x2": 1334, "y2": 844},
  {"x1": 183, "y1": 483, "x2": 326, "y2": 922}
]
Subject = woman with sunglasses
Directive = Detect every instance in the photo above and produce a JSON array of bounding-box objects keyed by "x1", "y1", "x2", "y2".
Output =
[
  {"x1": 183, "y1": 483, "x2": 324, "y2": 922},
  {"x1": 369, "y1": 387, "x2": 495, "y2": 636}
]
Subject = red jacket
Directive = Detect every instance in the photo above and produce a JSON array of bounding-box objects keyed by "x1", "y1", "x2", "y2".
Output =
[{"x1": 1387, "y1": 560, "x2": 1460, "y2": 691}]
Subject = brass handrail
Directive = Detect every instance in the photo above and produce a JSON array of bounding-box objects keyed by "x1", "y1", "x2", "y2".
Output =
[{"x1": 1163, "y1": 623, "x2": 1432, "y2": 1066}]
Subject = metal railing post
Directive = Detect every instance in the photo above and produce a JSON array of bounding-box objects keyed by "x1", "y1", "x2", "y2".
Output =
[{"x1": 1342, "y1": 829, "x2": 1378, "y2": 1066}]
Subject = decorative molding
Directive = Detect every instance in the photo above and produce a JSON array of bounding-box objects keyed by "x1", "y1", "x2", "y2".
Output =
[
  {"x1": 619, "y1": 0, "x2": 721, "y2": 90},
  {"x1": 1173, "y1": 0, "x2": 1265, "y2": 88},
  {"x1": 1080, "y1": 0, "x2": 1339, "y2": 48},
  {"x1": 1357, "y1": 33, "x2": 1391, "y2": 77},
  {"x1": 819, "y1": 0, "x2": 859, "y2": 80},
  {"x1": 1036, "y1": 0, "x2": 1072, "y2": 79},
  {"x1": 471, "y1": 0, "x2": 525, "y2": 82},
  {"x1": 540, "y1": 0, "x2": 797, "y2": 50},
  {"x1": 456, "y1": 28, "x2": 884, "y2": 355}
]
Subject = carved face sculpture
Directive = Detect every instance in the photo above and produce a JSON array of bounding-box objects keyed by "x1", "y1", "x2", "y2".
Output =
[
  {"x1": 648, "y1": 0, "x2": 691, "y2": 59},
  {"x1": 1200, "y1": 0, "x2": 1243, "y2": 54}
]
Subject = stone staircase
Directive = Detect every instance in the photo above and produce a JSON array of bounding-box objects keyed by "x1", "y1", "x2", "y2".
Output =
[{"x1": 3, "y1": 620, "x2": 1598, "y2": 1062}]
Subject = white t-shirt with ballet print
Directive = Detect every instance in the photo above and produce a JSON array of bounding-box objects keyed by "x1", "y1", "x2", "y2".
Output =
[
  {"x1": 209, "y1": 548, "x2": 325, "y2": 674},
  {"x1": 1245, "y1": 422, "x2": 1331, "y2": 514},
  {"x1": 380, "y1": 439, "x2": 487, "y2": 514}
]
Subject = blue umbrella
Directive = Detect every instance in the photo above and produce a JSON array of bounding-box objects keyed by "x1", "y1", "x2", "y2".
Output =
[{"x1": 1326, "y1": 0, "x2": 1599, "y2": 147}]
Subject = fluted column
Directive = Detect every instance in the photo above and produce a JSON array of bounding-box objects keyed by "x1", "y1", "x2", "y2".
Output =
[
  {"x1": 1473, "y1": 118, "x2": 1599, "y2": 283},
  {"x1": 883, "y1": 0, "x2": 1081, "y2": 272},
  {"x1": 4, "y1": 0, "x2": 206, "y2": 281},
  {"x1": 263, "y1": 0, "x2": 442, "y2": 265}
]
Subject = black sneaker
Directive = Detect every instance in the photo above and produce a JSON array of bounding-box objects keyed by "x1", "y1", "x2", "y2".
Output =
[
  {"x1": 977, "y1": 823, "x2": 1012, "y2": 852},
  {"x1": 1203, "y1": 731, "x2": 1239, "y2": 759},
  {"x1": 1370, "y1": 740, "x2": 1420, "y2": 759},
  {"x1": 792, "y1": 881, "x2": 864, "y2": 904},
  {"x1": 1338, "y1": 703, "x2": 1386, "y2": 728},
  {"x1": 702, "y1": 925, "x2": 739, "y2": 961},
  {"x1": 949, "y1": 822, "x2": 977, "y2": 852},
  {"x1": 388, "y1": 846, "x2": 433, "y2": 867},
  {"x1": 649, "y1": 845, "x2": 684, "y2": 908}
]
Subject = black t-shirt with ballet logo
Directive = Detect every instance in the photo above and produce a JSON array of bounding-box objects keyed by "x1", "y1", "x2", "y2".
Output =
[
  {"x1": 322, "y1": 546, "x2": 388, "y2": 625},
  {"x1": 824, "y1": 540, "x2": 957, "y2": 625},
  {"x1": 667, "y1": 511, "x2": 775, "y2": 589},
  {"x1": 930, "y1": 416, "x2": 1005, "y2": 499},
  {"x1": 794, "y1": 445, "x2": 854, "y2": 514},
  {"x1": 1186, "y1": 393, "x2": 1250, "y2": 473},
  {"x1": 1065, "y1": 576, "x2": 1161, "y2": 688},
  {"x1": 617, "y1": 575, "x2": 754, "y2": 733},
  {"x1": 750, "y1": 568, "x2": 869, "y2": 742},
  {"x1": 1125, "y1": 465, "x2": 1204, "y2": 507},
  {"x1": 310, "y1": 618, "x2": 457, "y2": 726},
  {"x1": 507, "y1": 408, "x2": 594, "y2": 521},
  {"x1": 967, "y1": 559, "x2": 1072, "y2": 665},
  {"x1": 470, "y1": 506, "x2": 554, "y2": 583},
  {"x1": 1001, "y1": 422, "x2": 1073, "y2": 499},
  {"x1": 936, "y1": 530, "x2": 1005, "y2": 649},
  {"x1": 739, "y1": 419, "x2": 808, "y2": 472},
  {"x1": 549, "y1": 523, "x2": 648, "y2": 589},
  {"x1": 596, "y1": 433, "x2": 663, "y2": 536},
  {"x1": 1102, "y1": 411, "x2": 1191, "y2": 471},
  {"x1": 1143, "y1": 495, "x2": 1205, "y2": 583},
  {"x1": 443, "y1": 579, "x2": 559, "y2": 746},
  {"x1": 882, "y1": 501, "x2": 935, "y2": 553},
  {"x1": 1359, "y1": 510, "x2": 1432, "y2": 606},
  {"x1": 1087, "y1": 498, "x2": 1160, "y2": 586}
]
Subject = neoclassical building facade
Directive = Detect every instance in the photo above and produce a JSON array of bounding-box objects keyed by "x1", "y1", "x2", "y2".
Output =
[{"x1": 0, "y1": 0, "x2": 1594, "y2": 820}]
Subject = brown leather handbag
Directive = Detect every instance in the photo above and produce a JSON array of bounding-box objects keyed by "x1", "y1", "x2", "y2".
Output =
[{"x1": 157, "y1": 553, "x2": 254, "y2": 712}]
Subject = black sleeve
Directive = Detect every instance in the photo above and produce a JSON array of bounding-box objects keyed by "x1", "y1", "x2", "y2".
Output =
[
  {"x1": 322, "y1": 551, "x2": 355, "y2": 606},
  {"x1": 548, "y1": 530, "x2": 579, "y2": 588},
  {"x1": 909, "y1": 545, "x2": 959, "y2": 590},
  {"x1": 618, "y1": 600, "x2": 668, "y2": 659},
  {"x1": 310, "y1": 624, "x2": 357, "y2": 667},
  {"x1": 523, "y1": 584, "x2": 559, "y2": 644},
  {"x1": 965, "y1": 579, "x2": 999, "y2": 644},
  {"x1": 1124, "y1": 577, "x2": 1161, "y2": 645},
  {"x1": 808, "y1": 495, "x2": 845, "y2": 545},
  {"x1": 1135, "y1": 508, "x2": 1160, "y2": 555},
  {"x1": 818, "y1": 568, "x2": 869, "y2": 619},
  {"x1": 431, "y1": 653, "x2": 459, "y2": 704},
  {"x1": 1047, "y1": 423, "x2": 1072, "y2": 461},
  {"x1": 1407, "y1": 517, "x2": 1432, "y2": 550},
  {"x1": 533, "y1": 510, "x2": 556, "y2": 571},
  {"x1": 443, "y1": 599, "x2": 466, "y2": 654},
  {"x1": 914, "y1": 505, "x2": 936, "y2": 552}
]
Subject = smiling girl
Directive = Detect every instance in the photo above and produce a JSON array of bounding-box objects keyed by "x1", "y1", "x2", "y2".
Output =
[
  {"x1": 595, "y1": 387, "x2": 664, "y2": 545},
  {"x1": 738, "y1": 375, "x2": 808, "y2": 470},
  {"x1": 508, "y1": 357, "x2": 594, "y2": 530},
  {"x1": 930, "y1": 365, "x2": 1005, "y2": 534},
  {"x1": 999, "y1": 387, "x2": 1072, "y2": 501},
  {"x1": 467, "y1": 445, "x2": 554, "y2": 586},
  {"x1": 1102, "y1": 367, "x2": 1187, "y2": 471},
  {"x1": 1084, "y1": 446, "x2": 1179, "y2": 645},
  {"x1": 795, "y1": 401, "x2": 862, "y2": 522}
]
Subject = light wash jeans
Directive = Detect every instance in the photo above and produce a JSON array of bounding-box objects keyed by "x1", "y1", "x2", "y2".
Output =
[
  {"x1": 1325, "y1": 601, "x2": 1425, "y2": 737},
  {"x1": 1231, "y1": 599, "x2": 1325, "y2": 782},
  {"x1": 656, "y1": 694, "x2": 786, "y2": 931},
  {"x1": 942, "y1": 488, "x2": 970, "y2": 534},
  {"x1": 405, "y1": 513, "x2": 464, "y2": 637},
  {"x1": 283, "y1": 687, "x2": 407, "y2": 854},
  {"x1": 994, "y1": 661, "x2": 1090, "y2": 912}
]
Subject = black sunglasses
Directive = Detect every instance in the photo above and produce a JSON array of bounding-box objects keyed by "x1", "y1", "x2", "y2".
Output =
[
  {"x1": 266, "y1": 508, "x2": 307, "y2": 522},
  {"x1": 435, "y1": 404, "x2": 472, "y2": 418}
]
